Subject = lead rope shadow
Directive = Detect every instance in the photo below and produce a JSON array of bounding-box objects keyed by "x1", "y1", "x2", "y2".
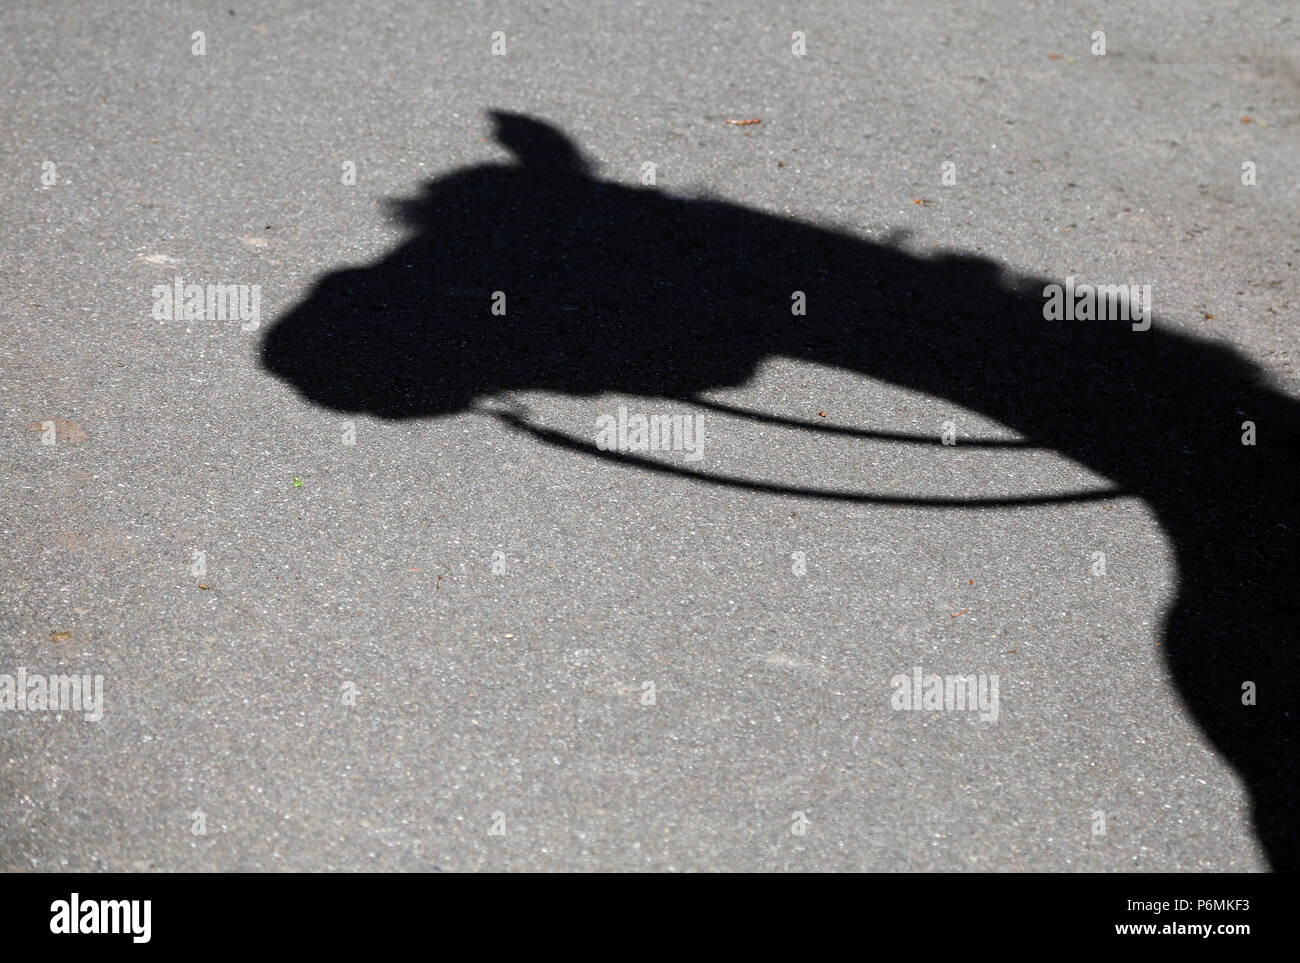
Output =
[{"x1": 473, "y1": 399, "x2": 1125, "y2": 507}]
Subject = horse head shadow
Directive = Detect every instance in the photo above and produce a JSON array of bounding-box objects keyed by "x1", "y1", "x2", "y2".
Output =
[{"x1": 262, "y1": 111, "x2": 1300, "y2": 869}]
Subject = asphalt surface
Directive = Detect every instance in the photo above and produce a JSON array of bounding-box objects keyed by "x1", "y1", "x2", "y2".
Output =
[{"x1": 2, "y1": 1, "x2": 1298, "y2": 871}]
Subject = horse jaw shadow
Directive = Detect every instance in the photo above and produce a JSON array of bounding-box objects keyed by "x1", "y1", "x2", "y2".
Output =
[{"x1": 262, "y1": 110, "x2": 1300, "y2": 870}]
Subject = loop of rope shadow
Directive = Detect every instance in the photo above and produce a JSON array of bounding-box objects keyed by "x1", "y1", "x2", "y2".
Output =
[
  {"x1": 687, "y1": 395, "x2": 1046, "y2": 448},
  {"x1": 473, "y1": 403, "x2": 1129, "y2": 508}
]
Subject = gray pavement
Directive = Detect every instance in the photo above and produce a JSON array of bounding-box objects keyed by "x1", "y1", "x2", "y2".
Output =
[{"x1": 2, "y1": 1, "x2": 1298, "y2": 871}]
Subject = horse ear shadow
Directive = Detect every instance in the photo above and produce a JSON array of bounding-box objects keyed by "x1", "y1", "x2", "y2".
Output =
[{"x1": 488, "y1": 110, "x2": 594, "y2": 177}]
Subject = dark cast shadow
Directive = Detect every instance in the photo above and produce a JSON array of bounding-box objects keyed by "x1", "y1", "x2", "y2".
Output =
[{"x1": 262, "y1": 111, "x2": 1300, "y2": 869}]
